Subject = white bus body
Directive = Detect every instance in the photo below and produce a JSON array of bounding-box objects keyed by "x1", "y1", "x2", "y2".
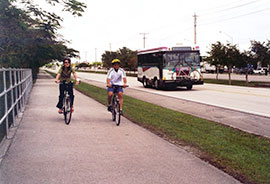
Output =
[{"x1": 137, "y1": 47, "x2": 203, "y2": 90}]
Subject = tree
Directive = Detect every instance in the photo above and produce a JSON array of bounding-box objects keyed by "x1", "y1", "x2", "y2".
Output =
[
  {"x1": 92, "y1": 61, "x2": 102, "y2": 67},
  {"x1": 206, "y1": 41, "x2": 225, "y2": 79},
  {"x1": 116, "y1": 47, "x2": 137, "y2": 71},
  {"x1": 206, "y1": 42, "x2": 241, "y2": 85},
  {"x1": 235, "y1": 51, "x2": 255, "y2": 86},
  {"x1": 0, "y1": 0, "x2": 86, "y2": 78},
  {"x1": 101, "y1": 47, "x2": 137, "y2": 71},
  {"x1": 250, "y1": 40, "x2": 270, "y2": 69},
  {"x1": 101, "y1": 51, "x2": 118, "y2": 69}
]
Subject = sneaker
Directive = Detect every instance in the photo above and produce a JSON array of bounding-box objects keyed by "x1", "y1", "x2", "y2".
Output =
[
  {"x1": 58, "y1": 109, "x2": 63, "y2": 114},
  {"x1": 119, "y1": 110, "x2": 123, "y2": 115},
  {"x1": 107, "y1": 105, "x2": 112, "y2": 112}
]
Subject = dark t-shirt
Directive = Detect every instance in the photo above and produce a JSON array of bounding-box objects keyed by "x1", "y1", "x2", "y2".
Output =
[{"x1": 57, "y1": 66, "x2": 75, "y2": 82}]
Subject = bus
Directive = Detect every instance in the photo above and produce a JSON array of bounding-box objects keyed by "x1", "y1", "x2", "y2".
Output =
[{"x1": 137, "y1": 47, "x2": 203, "y2": 90}]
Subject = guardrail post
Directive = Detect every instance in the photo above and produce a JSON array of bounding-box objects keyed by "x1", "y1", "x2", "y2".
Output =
[
  {"x1": 3, "y1": 70, "x2": 9, "y2": 136},
  {"x1": 18, "y1": 70, "x2": 22, "y2": 112},
  {"x1": 14, "y1": 70, "x2": 19, "y2": 118},
  {"x1": 10, "y1": 69, "x2": 15, "y2": 127}
]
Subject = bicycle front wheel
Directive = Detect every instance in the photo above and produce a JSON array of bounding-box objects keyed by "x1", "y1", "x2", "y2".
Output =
[
  {"x1": 112, "y1": 97, "x2": 116, "y2": 121},
  {"x1": 64, "y1": 97, "x2": 72, "y2": 125},
  {"x1": 115, "y1": 101, "x2": 121, "y2": 126}
]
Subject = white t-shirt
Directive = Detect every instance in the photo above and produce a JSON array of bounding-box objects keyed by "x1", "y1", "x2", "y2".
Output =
[{"x1": 107, "y1": 68, "x2": 126, "y2": 86}]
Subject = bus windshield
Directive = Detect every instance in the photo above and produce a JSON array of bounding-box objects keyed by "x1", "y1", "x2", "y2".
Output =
[{"x1": 164, "y1": 52, "x2": 200, "y2": 68}]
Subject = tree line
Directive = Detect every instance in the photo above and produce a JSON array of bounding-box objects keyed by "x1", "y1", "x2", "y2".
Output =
[
  {"x1": 0, "y1": 0, "x2": 86, "y2": 78},
  {"x1": 205, "y1": 40, "x2": 270, "y2": 85}
]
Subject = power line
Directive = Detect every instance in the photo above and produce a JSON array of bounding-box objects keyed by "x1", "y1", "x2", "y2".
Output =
[
  {"x1": 200, "y1": 0, "x2": 262, "y2": 16},
  {"x1": 199, "y1": 8, "x2": 270, "y2": 26},
  {"x1": 197, "y1": 0, "x2": 248, "y2": 13}
]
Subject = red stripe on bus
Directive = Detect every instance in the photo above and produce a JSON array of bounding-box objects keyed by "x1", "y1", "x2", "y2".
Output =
[{"x1": 143, "y1": 67, "x2": 151, "y2": 72}]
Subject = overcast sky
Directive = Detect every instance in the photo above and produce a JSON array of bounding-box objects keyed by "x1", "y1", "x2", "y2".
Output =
[{"x1": 44, "y1": 0, "x2": 270, "y2": 62}]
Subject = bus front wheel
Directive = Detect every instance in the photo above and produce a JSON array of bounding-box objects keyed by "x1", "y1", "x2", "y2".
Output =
[{"x1": 186, "y1": 84, "x2": 193, "y2": 90}]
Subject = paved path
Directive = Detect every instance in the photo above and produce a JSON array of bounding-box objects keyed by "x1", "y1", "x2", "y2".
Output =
[{"x1": 0, "y1": 71, "x2": 240, "y2": 184}]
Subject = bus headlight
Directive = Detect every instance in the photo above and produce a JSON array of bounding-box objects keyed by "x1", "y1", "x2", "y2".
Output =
[{"x1": 190, "y1": 71, "x2": 200, "y2": 80}]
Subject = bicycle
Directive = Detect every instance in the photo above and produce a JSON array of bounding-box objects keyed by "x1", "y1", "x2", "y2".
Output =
[
  {"x1": 60, "y1": 81, "x2": 74, "y2": 125},
  {"x1": 108, "y1": 85, "x2": 128, "y2": 126}
]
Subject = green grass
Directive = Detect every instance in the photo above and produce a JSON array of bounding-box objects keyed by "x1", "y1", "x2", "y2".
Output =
[
  {"x1": 204, "y1": 78, "x2": 270, "y2": 88},
  {"x1": 45, "y1": 70, "x2": 270, "y2": 183},
  {"x1": 45, "y1": 70, "x2": 57, "y2": 78},
  {"x1": 74, "y1": 81, "x2": 270, "y2": 184}
]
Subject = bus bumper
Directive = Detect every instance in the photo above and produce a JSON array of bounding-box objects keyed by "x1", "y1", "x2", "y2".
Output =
[{"x1": 161, "y1": 79, "x2": 203, "y2": 86}]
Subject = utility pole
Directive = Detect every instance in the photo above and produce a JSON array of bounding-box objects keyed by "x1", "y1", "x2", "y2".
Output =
[
  {"x1": 193, "y1": 13, "x2": 198, "y2": 45},
  {"x1": 109, "y1": 43, "x2": 112, "y2": 52},
  {"x1": 140, "y1": 33, "x2": 148, "y2": 48}
]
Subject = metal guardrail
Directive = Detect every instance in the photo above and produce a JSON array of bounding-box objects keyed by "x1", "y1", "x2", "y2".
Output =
[{"x1": 0, "y1": 68, "x2": 32, "y2": 143}]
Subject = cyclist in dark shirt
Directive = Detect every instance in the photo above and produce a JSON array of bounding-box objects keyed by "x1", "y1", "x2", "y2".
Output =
[{"x1": 55, "y1": 58, "x2": 79, "y2": 113}]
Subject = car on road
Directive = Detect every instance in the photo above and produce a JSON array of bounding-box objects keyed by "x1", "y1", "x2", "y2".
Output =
[
  {"x1": 234, "y1": 67, "x2": 254, "y2": 74},
  {"x1": 253, "y1": 68, "x2": 266, "y2": 75}
]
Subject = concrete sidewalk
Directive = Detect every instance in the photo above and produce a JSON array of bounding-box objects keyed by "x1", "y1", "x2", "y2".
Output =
[{"x1": 0, "y1": 71, "x2": 240, "y2": 184}]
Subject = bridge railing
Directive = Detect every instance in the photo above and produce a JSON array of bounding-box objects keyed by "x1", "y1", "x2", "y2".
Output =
[{"x1": 0, "y1": 68, "x2": 32, "y2": 143}]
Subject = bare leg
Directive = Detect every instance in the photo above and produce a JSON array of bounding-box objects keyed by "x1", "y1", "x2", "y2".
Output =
[
  {"x1": 118, "y1": 92, "x2": 123, "y2": 110},
  {"x1": 108, "y1": 91, "x2": 113, "y2": 105}
]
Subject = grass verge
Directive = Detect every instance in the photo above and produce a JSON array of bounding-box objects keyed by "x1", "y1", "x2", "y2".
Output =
[
  {"x1": 203, "y1": 78, "x2": 270, "y2": 88},
  {"x1": 45, "y1": 70, "x2": 270, "y2": 183},
  {"x1": 45, "y1": 70, "x2": 57, "y2": 78}
]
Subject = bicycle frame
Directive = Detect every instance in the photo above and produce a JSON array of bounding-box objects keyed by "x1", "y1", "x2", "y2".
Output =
[
  {"x1": 110, "y1": 85, "x2": 123, "y2": 126},
  {"x1": 60, "y1": 81, "x2": 73, "y2": 125}
]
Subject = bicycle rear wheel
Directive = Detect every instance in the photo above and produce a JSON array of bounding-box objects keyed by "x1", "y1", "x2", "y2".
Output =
[
  {"x1": 115, "y1": 101, "x2": 121, "y2": 126},
  {"x1": 63, "y1": 97, "x2": 72, "y2": 125}
]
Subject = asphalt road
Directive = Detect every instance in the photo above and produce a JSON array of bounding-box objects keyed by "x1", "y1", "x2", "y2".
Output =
[{"x1": 0, "y1": 71, "x2": 240, "y2": 184}]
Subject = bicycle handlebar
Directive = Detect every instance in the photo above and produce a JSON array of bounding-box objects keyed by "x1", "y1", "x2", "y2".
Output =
[
  {"x1": 106, "y1": 85, "x2": 129, "y2": 88},
  {"x1": 56, "y1": 80, "x2": 80, "y2": 85}
]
